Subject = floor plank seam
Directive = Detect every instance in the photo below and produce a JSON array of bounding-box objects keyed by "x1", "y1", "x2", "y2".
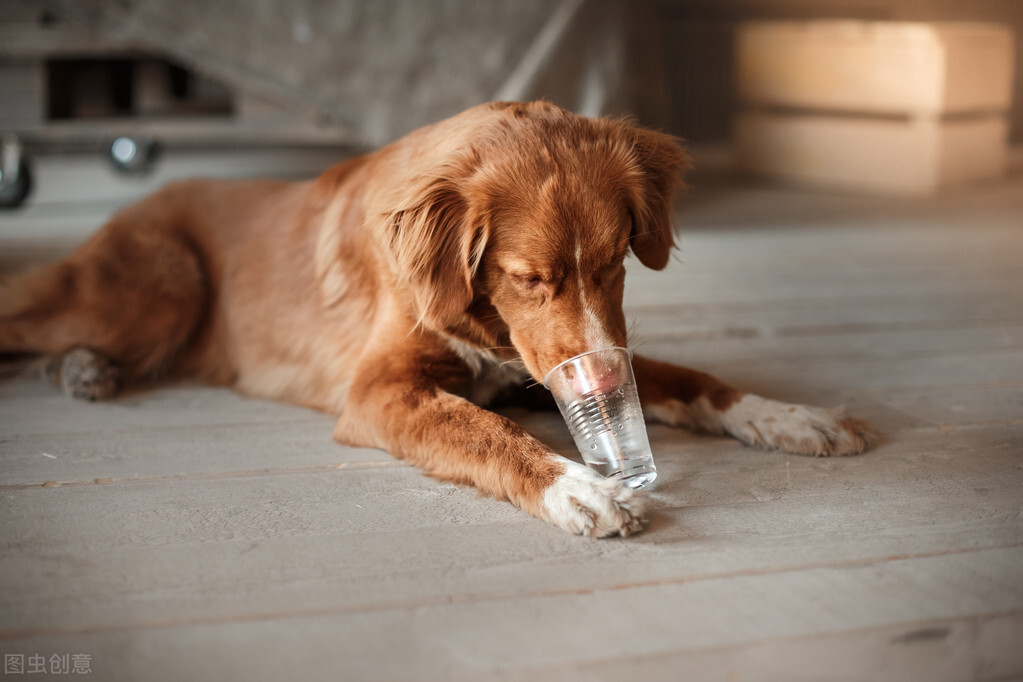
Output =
[
  {"x1": 2, "y1": 543, "x2": 1019, "y2": 640},
  {"x1": 504, "y1": 609, "x2": 1023, "y2": 672},
  {"x1": 0, "y1": 416, "x2": 333, "y2": 440},
  {"x1": 0, "y1": 459, "x2": 410, "y2": 491}
]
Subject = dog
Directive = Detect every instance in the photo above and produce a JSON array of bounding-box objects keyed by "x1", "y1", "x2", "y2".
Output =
[{"x1": 0, "y1": 101, "x2": 873, "y2": 537}]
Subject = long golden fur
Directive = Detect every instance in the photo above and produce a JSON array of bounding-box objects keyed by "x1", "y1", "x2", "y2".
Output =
[{"x1": 0, "y1": 101, "x2": 873, "y2": 537}]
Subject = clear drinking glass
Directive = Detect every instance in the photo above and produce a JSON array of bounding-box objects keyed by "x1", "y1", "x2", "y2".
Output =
[{"x1": 543, "y1": 347, "x2": 657, "y2": 488}]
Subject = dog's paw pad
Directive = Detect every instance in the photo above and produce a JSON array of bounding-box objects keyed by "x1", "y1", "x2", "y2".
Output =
[
  {"x1": 542, "y1": 463, "x2": 648, "y2": 537},
  {"x1": 46, "y1": 348, "x2": 120, "y2": 402},
  {"x1": 725, "y1": 396, "x2": 875, "y2": 456}
]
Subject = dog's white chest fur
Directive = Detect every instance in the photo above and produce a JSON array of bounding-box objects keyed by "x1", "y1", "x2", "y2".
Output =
[{"x1": 445, "y1": 336, "x2": 529, "y2": 406}]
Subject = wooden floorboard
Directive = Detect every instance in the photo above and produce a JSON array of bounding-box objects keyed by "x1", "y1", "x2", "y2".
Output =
[{"x1": 1, "y1": 152, "x2": 1021, "y2": 681}]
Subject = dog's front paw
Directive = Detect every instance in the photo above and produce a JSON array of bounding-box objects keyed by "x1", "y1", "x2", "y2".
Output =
[
  {"x1": 541, "y1": 461, "x2": 648, "y2": 538},
  {"x1": 723, "y1": 395, "x2": 874, "y2": 456}
]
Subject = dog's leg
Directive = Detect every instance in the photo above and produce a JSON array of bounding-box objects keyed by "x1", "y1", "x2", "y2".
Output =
[
  {"x1": 334, "y1": 346, "x2": 647, "y2": 537},
  {"x1": 0, "y1": 215, "x2": 207, "y2": 396},
  {"x1": 633, "y1": 355, "x2": 874, "y2": 456}
]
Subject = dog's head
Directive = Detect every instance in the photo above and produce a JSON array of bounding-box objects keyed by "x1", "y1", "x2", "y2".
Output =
[{"x1": 372, "y1": 101, "x2": 688, "y2": 381}]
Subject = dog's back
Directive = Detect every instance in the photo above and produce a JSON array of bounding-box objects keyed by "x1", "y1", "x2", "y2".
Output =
[{"x1": 0, "y1": 168, "x2": 380, "y2": 411}]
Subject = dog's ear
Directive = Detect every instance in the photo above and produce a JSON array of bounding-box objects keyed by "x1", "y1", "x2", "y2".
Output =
[
  {"x1": 386, "y1": 178, "x2": 487, "y2": 330},
  {"x1": 627, "y1": 127, "x2": 689, "y2": 271}
]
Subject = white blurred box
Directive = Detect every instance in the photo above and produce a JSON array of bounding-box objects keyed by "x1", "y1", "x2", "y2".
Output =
[
  {"x1": 734, "y1": 21, "x2": 1016, "y2": 195},
  {"x1": 736, "y1": 112, "x2": 1009, "y2": 196}
]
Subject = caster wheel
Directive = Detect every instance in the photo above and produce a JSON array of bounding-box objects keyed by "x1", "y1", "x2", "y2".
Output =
[
  {"x1": 0, "y1": 134, "x2": 32, "y2": 209},
  {"x1": 109, "y1": 136, "x2": 160, "y2": 175}
]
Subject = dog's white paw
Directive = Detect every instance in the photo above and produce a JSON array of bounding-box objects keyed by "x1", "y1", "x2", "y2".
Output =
[
  {"x1": 722, "y1": 395, "x2": 874, "y2": 456},
  {"x1": 542, "y1": 461, "x2": 648, "y2": 538}
]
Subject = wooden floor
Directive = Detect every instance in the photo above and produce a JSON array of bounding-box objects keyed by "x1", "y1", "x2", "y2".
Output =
[{"x1": 1, "y1": 151, "x2": 1022, "y2": 681}]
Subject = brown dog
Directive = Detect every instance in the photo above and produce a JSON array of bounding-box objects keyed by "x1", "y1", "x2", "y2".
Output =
[{"x1": 0, "y1": 101, "x2": 872, "y2": 537}]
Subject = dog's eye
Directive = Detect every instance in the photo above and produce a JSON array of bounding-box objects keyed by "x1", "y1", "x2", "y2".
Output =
[{"x1": 514, "y1": 274, "x2": 545, "y2": 290}]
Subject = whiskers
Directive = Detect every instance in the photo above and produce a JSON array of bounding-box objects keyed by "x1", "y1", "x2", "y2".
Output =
[
  {"x1": 625, "y1": 318, "x2": 645, "y2": 351},
  {"x1": 495, "y1": 352, "x2": 527, "y2": 372},
  {"x1": 486, "y1": 347, "x2": 539, "y2": 388}
]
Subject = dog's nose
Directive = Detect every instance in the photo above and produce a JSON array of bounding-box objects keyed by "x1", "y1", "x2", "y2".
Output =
[{"x1": 568, "y1": 354, "x2": 622, "y2": 396}]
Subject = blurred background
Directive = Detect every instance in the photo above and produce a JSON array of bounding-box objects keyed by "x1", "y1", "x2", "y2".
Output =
[{"x1": 0, "y1": 0, "x2": 1018, "y2": 209}]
